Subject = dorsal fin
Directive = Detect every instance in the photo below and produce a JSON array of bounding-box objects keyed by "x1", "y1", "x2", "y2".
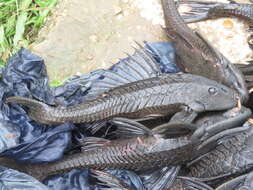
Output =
[{"x1": 86, "y1": 42, "x2": 162, "y2": 100}]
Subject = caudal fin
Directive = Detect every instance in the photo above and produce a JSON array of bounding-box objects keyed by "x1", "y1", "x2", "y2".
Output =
[{"x1": 179, "y1": 0, "x2": 219, "y2": 23}]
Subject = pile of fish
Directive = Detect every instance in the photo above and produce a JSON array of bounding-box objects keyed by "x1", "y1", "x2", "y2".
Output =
[{"x1": 1, "y1": 0, "x2": 253, "y2": 189}]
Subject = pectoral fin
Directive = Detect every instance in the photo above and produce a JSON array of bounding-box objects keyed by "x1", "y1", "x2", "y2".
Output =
[
  {"x1": 90, "y1": 170, "x2": 134, "y2": 190},
  {"x1": 111, "y1": 117, "x2": 152, "y2": 139},
  {"x1": 177, "y1": 176, "x2": 214, "y2": 190},
  {"x1": 79, "y1": 137, "x2": 111, "y2": 152},
  {"x1": 152, "y1": 122, "x2": 197, "y2": 138},
  {"x1": 112, "y1": 118, "x2": 197, "y2": 139},
  {"x1": 141, "y1": 166, "x2": 181, "y2": 190}
]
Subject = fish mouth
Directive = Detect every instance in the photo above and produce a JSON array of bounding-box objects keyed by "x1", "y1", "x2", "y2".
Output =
[
  {"x1": 237, "y1": 87, "x2": 249, "y2": 104},
  {"x1": 224, "y1": 61, "x2": 249, "y2": 104},
  {"x1": 190, "y1": 100, "x2": 206, "y2": 112}
]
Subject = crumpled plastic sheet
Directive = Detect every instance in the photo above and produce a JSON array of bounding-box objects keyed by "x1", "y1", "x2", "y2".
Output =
[
  {"x1": 0, "y1": 42, "x2": 179, "y2": 189},
  {"x1": 44, "y1": 169, "x2": 144, "y2": 190},
  {"x1": 3, "y1": 123, "x2": 74, "y2": 163},
  {"x1": 0, "y1": 166, "x2": 50, "y2": 190},
  {"x1": 0, "y1": 49, "x2": 74, "y2": 163},
  {"x1": 0, "y1": 120, "x2": 20, "y2": 153}
]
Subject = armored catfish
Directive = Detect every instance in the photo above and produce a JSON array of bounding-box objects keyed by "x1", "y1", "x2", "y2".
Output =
[
  {"x1": 161, "y1": 0, "x2": 248, "y2": 102},
  {"x1": 6, "y1": 46, "x2": 238, "y2": 125}
]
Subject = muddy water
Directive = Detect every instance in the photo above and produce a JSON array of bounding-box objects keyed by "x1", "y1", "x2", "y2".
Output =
[{"x1": 31, "y1": 0, "x2": 253, "y2": 82}]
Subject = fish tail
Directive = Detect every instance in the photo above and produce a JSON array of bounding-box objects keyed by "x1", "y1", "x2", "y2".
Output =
[
  {"x1": 0, "y1": 157, "x2": 27, "y2": 173},
  {"x1": 6, "y1": 96, "x2": 47, "y2": 110},
  {"x1": 6, "y1": 96, "x2": 57, "y2": 124},
  {"x1": 0, "y1": 157, "x2": 45, "y2": 181},
  {"x1": 179, "y1": 0, "x2": 219, "y2": 23}
]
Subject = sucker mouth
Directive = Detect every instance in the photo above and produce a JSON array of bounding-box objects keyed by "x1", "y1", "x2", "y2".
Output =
[
  {"x1": 236, "y1": 88, "x2": 249, "y2": 104},
  {"x1": 194, "y1": 100, "x2": 206, "y2": 112},
  {"x1": 236, "y1": 97, "x2": 242, "y2": 111}
]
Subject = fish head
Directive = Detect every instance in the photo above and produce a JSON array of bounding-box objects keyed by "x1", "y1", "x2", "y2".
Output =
[{"x1": 190, "y1": 82, "x2": 238, "y2": 112}]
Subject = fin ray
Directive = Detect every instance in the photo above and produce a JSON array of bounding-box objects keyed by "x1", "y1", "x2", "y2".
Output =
[
  {"x1": 86, "y1": 42, "x2": 161, "y2": 99},
  {"x1": 111, "y1": 117, "x2": 152, "y2": 139},
  {"x1": 80, "y1": 137, "x2": 111, "y2": 152}
]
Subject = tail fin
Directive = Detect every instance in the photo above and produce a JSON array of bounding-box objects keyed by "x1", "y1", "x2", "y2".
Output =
[
  {"x1": 179, "y1": 1, "x2": 218, "y2": 23},
  {"x1": 6, "y1": 96, "x2": 47, "y2": 110}
]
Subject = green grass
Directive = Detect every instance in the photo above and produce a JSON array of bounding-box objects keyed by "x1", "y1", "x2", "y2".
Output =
[
  {"x1": 50, "y1": 79, "x2": 63, "y2": 87},
  {"x1": 0, "y1": 0, "x2": 57, "y2": 63}
]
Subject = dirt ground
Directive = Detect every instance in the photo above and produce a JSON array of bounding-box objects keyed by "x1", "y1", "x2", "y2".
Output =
[
  {"x1": 30, "y1": 0, "x2": 253, "y2": 82},
  {"x1": 30, "y1": 0, "x2": 167, "y2": 82}
]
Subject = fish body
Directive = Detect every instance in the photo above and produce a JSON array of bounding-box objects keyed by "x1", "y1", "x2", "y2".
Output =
[
  {"x1": 187, "y1": 122, "x2": 253, "y2": 183},
  {"x1": 6, "y1": 73, "x2": 237, "y2": 125},
  {"x1": 0, "y1": 133, "x2": 193, "y2": 180},
  {"x1": 176, "y1": 171, "x2": 253, "y2": 190},
  {"x1": 161, "y1": 0, "x2": 248, "y2": 102},
  {"x1": 215, "y1": 171, "x2": 253, "y2": 190}
]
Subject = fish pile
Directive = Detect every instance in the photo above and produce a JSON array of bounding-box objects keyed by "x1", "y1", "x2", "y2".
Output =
[{"x1": 1, "y1": 0, "x2": 253, "y2": 189}]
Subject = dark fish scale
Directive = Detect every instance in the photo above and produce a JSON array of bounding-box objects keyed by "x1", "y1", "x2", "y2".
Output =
[
  {"x1": 188, "y1": 132, "x2": 248, "y2": 179},
  {"x1": 20, "y1": 136, "x2": 190, "y2": 179},
  {"x1": 0, "y1": 131, "x2": 201, "y2": 183}
]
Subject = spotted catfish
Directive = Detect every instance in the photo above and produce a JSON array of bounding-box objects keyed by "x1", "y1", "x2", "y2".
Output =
[
  {"x1": 161, "y1": 0, "x2": 248, "y2": 102},
  {"x1": 6, "y1": 46, "x2": 238, "y2": 125}
]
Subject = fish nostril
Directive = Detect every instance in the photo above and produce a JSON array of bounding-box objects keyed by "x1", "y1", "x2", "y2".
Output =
[{"x1": 221, "y1": 87, "x2": 228, "y2": 93}]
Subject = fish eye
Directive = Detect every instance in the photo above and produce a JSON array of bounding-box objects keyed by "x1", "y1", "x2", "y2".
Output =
[{"x1": 208, "y1": 87, "x2": 218, "y2": 95}]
